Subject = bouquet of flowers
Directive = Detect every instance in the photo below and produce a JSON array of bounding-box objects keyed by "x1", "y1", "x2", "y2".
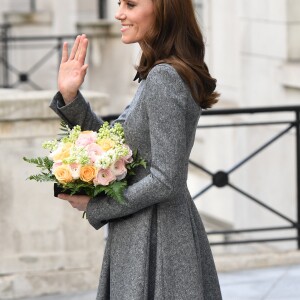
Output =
[{"x1": 23, "y1": 122, "x2": 146, "y2": 203}]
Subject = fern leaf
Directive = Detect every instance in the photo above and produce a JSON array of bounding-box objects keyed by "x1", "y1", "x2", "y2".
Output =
[
  {"x1": 27, "y1": 172, "x2": 55, "y2": 182},
  {"x1": 106, "y1": 181, "x2": 127, "y2": 204}
]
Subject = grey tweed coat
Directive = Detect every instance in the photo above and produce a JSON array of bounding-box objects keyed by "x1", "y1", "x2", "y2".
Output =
[{"x1": 50, "y1": 64, "x2": 222, "y2": 300}]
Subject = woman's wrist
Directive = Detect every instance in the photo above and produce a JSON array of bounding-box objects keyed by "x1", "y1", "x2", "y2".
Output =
[{"x1": 61, "y1": 91, "x2": 78, "y2": 105}]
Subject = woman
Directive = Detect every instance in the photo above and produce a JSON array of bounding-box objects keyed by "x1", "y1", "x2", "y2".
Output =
[{"x1": 51, "y1": 0, "x2": 222, "y2": 299}]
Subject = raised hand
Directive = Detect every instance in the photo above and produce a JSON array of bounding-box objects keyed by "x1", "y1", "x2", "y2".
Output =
[{"x1": 58, "y1": 34, "x2": 89, "y2": 104}]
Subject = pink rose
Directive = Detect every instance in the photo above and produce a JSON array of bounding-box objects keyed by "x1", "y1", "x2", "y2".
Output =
[
  {"x1": 75, "y1": 131, "x2": 97, "y2": 147},
  {"x1": 123, "y1": 144, "x2": 133, "y2": 163},
  {"x1": 86, "y1": 143, "x2": 104, "y2": 163},
  {"x1": 110, "y1": 159, "x2": 127, "y2": 180},
  {"x1": 93, "y1": 169, "x2": 116, "y2": 186}
]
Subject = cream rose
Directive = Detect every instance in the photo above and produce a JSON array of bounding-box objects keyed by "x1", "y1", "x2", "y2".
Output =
[
  {"x1": 80, "y1": 165, "x2": 97, "y2": 182},
  {"x1": 97, "y1": 139, "x2": 116, "y2": 152},
  {"x1": 52, "y1": 142, "x2": 73, "y2": 162},
  {"x1": 54, "y1": 165, "x2": 73, "y2": 184}
]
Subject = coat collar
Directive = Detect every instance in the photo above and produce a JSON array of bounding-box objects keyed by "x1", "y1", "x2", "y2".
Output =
[{"x1": 133, "y1": 72, "x2": 142, "y2": 83}]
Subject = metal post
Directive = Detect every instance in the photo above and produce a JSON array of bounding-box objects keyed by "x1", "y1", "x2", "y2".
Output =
[
  {"x1": 1, "y1": 24, "x2": 9, "y2": 88},
  {"x1": 296, "y1": 110, "x2": 300, "y2": 249},
  {"x1": 30, "y1": 0, "x2": 36, "y2": 12},
  {"x1": 57, "y1": 37, "x2": 62, "y2": 69},
  {"x1": 99, "y1": 0, "x2": 107, "y2": 19}
]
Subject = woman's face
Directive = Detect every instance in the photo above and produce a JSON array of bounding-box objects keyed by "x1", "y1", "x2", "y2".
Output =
[{"x1": 115, "y1": 0, "x2": 155, "y2": 45}]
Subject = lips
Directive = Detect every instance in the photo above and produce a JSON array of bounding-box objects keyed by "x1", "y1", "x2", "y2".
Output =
[{"x1": 121, "y1": 24, "x2": 132, "y2": 32}]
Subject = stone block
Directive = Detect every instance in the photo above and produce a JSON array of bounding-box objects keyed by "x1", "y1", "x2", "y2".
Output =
[
  {"x1": 0, "y1": 268, "x2": 100, "y2": 299},
  {"x1": 287, "y1": 0, "x2": 300, "y2": 22},
  {"x1": 287, "y1": 24, "x2": 300, "y2": 60},
  {"x1": 280, "y1": 62, "x2": 300, "y2": 89},
  {"x1": 239, "y1": 0, "x2": 287, "y2": 22},
  {"x1": 3, "y1": 12, "x2": 52, "y2": 26},
  {"x1": 240, "y1": 20, "x2": 287, "y2": 59},
  {"x1": 239, "y1": 55, "x2": 285, "y2": 106},
  {"x1": 0, "y1": 90, "x2": 109, "y2": 121}
]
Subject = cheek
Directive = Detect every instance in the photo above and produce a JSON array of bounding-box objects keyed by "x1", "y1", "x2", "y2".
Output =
[{"x1": 138, "y1": 15, "x2": 155, "y2": 37}]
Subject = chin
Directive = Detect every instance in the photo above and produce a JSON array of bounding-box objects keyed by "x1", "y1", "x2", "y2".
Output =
[
  {"x1": 121, "y1": 37, "x2": 138, "y2": 44},
  {"x1": 121, "y1": 39, "x2": 132, "y2": 44}
]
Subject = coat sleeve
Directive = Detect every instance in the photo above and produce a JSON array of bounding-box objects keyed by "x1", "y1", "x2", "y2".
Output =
[
  {"x1": 49, "y1": 91, "x2": 104, "y2": 131},
  {"x1": 86, "y1": 65, "x2": 190, "y2": 230}
]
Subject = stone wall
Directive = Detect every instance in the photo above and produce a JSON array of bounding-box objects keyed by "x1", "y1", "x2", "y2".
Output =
[{"x1": 0, "y1": 90, "x2": 108, "y2": 299}]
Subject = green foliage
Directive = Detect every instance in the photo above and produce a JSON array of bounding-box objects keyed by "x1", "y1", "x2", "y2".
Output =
[
  {"x1": 127, "y1": 150, "x2": 147, "y2": 175},
  {"x1": 23, "y1": 156, "x2": 55, "y2": 182},
  {"x1": 59, "y1": 121, "x2": 69, "y2": 132},
  {"x1": 57, "y1": 122, "x2": 70, "y2": 137},
  {"x1": 23, "y1": 156, "x2": 53, "y2": 172},
  {"x1": 56, "y1": 179, "x2": 127, "y2": 203},
  {"x1": 28, "y1": 172, "x2": 56, "y2": 182},
  {"x1": 102, "y1": 181, "x2": 127, "y2": 203}
]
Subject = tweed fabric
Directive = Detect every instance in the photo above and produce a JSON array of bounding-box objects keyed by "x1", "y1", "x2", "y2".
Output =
[{"x1": 50, "y1": 64, "x2": 222, "y2": 300}]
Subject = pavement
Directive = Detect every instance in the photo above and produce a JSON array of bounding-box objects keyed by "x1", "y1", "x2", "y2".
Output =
[
  {"x1": 219, "y1": 263, "x2": 300, "y2": 300},
  {"x1": 18, "y1": 264, "x2": 300, "y2": 300}
]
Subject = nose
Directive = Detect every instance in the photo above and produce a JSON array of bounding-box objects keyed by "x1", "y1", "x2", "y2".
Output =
[{"x1": 115, "y1": 6, "x2": 126, "y2": 20}]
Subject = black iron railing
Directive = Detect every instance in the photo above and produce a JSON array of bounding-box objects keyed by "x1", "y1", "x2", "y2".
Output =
[
  {"x1": 0, "y1": 25, "x2": 105, "y2": 90},
  {"x1": 98, "y1": 0, "x2": 107, "y2": 19},
  {"x1": 30, "y1": 0, "x2": 37, "y2": 12},
  {"x1": 194, "y1": 106, "x2": 300, "y2": 248},
  {"x1": 104, "y1": 106, "x2": 300, "y2": 249}
]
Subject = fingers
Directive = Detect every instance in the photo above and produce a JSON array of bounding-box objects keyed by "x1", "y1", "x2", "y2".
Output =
[
  {"x1": 58, "y1": 195, "x2": 77, "y2": 207},
  {"x1": 61, "y1": 42, "x2": 68, "y2": 63},
  {"x1": 75, "y1": 35, "x2": 88, "y2": 63},
  {"x1": 57, "y1": 193, "x2": 72, "y2": 201},
  {"x1": 69, "y1": 35, "x2": 81, "y2": 60},
  {"x1": 62, "y1": 34, "x2": 88, "y2": 65},
  {"x1": 58, "y1": 194, "x2": 81, "y2": 210},
  {"x1": 81, "y1": 64, "x2": 89, "y2": 76},
  {"x1": 78, "y1": 38, "x2": 89, "y2": 64},
  {"x1": 57, "y1": 193, "x2": 83, "y2": 201}
]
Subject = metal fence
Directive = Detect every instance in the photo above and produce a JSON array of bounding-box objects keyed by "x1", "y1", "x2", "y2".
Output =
[
  {"x1": 192, "y1": 106, "x2": 300, "y2": 248},
  {"x1": 104, "y1": 106, "x2": 300, "y2": 249},
  {"x1": 0, "y1": 24, "x2": 105, "y2": 90}
]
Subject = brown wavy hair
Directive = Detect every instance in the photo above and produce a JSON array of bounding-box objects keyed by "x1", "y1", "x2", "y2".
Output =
[{"x1": 137, "y1": 0, "x2": 219, "y2": 109}]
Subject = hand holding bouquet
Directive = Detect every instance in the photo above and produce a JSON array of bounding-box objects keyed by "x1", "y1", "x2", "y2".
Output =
[{"x1": 24, "y1": 122, "x2": 146, "y2": 203}]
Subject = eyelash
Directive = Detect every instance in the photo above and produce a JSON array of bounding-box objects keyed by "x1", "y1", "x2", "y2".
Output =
[{"x1": 117, "y1": 1, "x2": 136, "y2": 9}]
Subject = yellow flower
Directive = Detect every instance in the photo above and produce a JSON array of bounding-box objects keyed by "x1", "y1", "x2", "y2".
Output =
[
  {"x1": 97, "y1": 139, "x2": 115, "y2": 151},
  {"x1": 54, "y1": 165, "x2": 73, "y2": 184},
  {"x1": 80, "y1": 165, "x2": 97, "y2": 182},
  {"x1": 81, "y1": 131, "x2": 94, "y2": 134},
  {"x1": 53, "y1": 142, "x2": 73, "y2": 161}
]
